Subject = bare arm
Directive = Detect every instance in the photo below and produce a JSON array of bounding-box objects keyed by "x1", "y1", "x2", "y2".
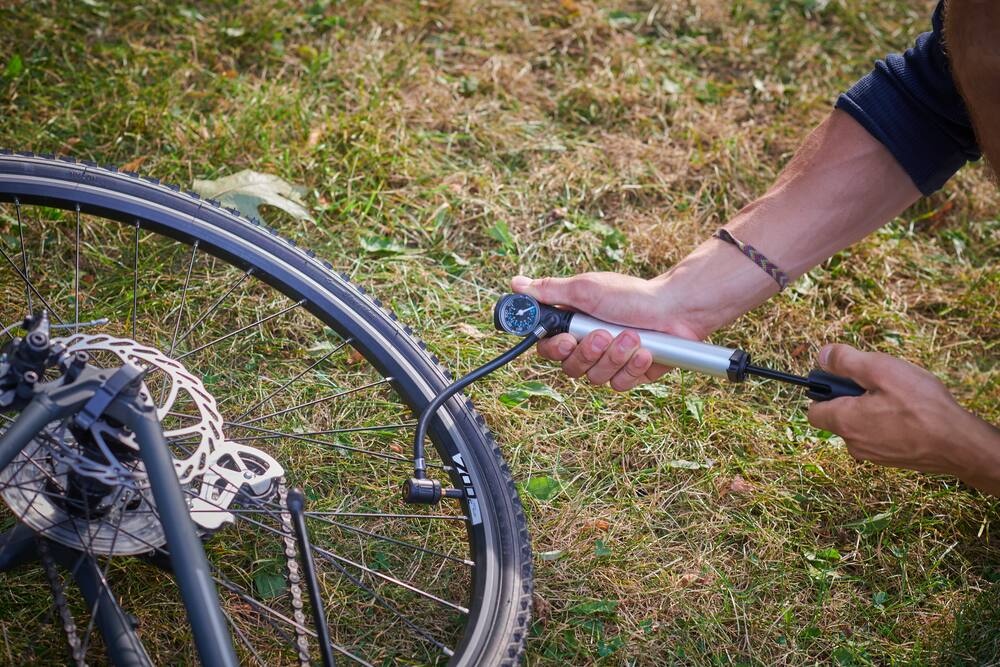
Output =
[
  {"x1": 512, "y1": 109, "x2": 921, "y2": 387},
  {"x1": 651, "y1": 108, "x2": 921, "y2": 336}
]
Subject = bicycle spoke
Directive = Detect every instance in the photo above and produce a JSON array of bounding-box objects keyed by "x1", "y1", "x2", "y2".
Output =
[
  {"x1": 0, "y1": 243, "x2": 65, "y2": 323},
  {"x1": 124, "y1": 497, "x2": 377, "y2": 666},
  {"x1": 132, "y1": 219, "x2": 140, "y2": 340},
  {"x1": 222, "y1": 606, "x2": 268, "y2": 667},
  {"x1": 167, "y1": 240, "x2": 199, "y2": 356},
  {"x1": 235, "y1": 343, "x2": 346, "y2": 421},
  {"x1": 175, "y1": 267, "x2": 254, "y2": 349},
  {"x1": 0, "y1": 189, "x2": 503, "y2": 666},
  {"x1": 229, "y1": 421, "x2": 415, "y2": 443},
  {"x1": 14, "y1": 198, "x2": 31, "y2": 311},
  {"x1": 304, "y1": 512, "x2": 474, "y2": 566},
  {"x1": 74, "y1": 204, "x2": 81, "y2": 332},
  {"x1": 219, "y1": 420, "x2": 426, "y2": 467},
  {"x1": 176, "y1": 299, "x2": 306, "y2": 360},
  {"x1": 233, "y1": 377, "x2": 393, "y2": 426},
  {"x1": 176, "y1": 483, "x2": 460, "y2": 655}
]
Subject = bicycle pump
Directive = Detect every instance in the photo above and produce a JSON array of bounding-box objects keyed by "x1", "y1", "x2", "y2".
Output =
[{"x1": 402, "y1": 294, "x2": 864, "y2": 504}]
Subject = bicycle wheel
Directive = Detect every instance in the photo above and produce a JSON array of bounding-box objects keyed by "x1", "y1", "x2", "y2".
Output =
[{"x1": 0, "y1": 151, "x2": 532, "y2": 665}]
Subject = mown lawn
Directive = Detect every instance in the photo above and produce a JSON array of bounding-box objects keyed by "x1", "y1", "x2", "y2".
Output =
[{"x1": 2, "y1": 0, "x2": 998, "y2": 664}]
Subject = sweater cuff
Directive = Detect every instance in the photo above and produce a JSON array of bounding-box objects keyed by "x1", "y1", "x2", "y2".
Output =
[{"x1": 836, "y1": 71, "x2": 973, "y2": 196}]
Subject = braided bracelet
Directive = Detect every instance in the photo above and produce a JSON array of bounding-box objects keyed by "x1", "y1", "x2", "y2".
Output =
[{"x1": 713, "y1": 228, "x2": 789, "y2": 290}]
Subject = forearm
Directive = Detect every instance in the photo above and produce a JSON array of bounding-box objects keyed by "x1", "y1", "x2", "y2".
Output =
[
  {"x1": 653, "y1": 109, "x2": 921, "y2": 337},
  {"x1": 953, "y1": 412, "x2": 1000, "y2": 496}
]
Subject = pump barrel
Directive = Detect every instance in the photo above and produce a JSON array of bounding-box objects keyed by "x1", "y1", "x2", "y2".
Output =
[{"x1": 566, "y1": 313, "x2": 738, "y2": 378}]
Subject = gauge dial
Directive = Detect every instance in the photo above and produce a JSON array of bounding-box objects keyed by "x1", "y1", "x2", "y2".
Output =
[{"x1": 494, "y1": 294, "x2": 541, "y2": 336}]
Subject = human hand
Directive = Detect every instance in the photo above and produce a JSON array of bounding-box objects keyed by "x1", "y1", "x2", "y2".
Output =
[
  {"x1": 808, "y1": 344, "x2": 1000, "y2": 494},
  {"x1": 510, "y1": 272, "x2": 708, "y2": 391}
]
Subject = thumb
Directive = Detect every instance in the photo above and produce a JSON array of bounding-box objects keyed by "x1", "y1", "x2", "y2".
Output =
[
  {"x1": 510, "y1": 275, "x2": 588, "y2": 309},
  {"x1": 816, "y1": 343, "x2": 877, "y2": 390}
]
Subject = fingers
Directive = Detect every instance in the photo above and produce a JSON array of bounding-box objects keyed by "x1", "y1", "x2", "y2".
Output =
[
  {"x1": 610, "y1": 348, "x2": 653, "y2": 391},
  {"x1": 560, "y1": 330, "x2": 613, "y2": 378},
  {"x1": 536, "y1": 333, "x2": 577, "y2": 361},
  {"x1": 544, "y1": 328, "x2": 651, "y2": 391},
  {"x1": 511, "y1": 274, "x2": 596, "y2": 311},
  {"x1": 586, "y1": 330, "x2": 641, "y2": 386},
  {"x1": 807, "y1": 399, "x2": 847, "y2": 436},
  {"x1": 816, "y1": 343, "x2": 881, "y2": 390}
]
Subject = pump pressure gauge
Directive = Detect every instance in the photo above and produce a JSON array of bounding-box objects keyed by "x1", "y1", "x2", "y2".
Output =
[{"x1": 494, "y1": 294, "x2": 541, "y2": 336}]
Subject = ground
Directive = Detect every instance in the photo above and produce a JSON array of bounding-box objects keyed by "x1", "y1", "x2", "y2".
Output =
[{"x1": 1, "y1": 0, "x2": 998, "y2": 664}]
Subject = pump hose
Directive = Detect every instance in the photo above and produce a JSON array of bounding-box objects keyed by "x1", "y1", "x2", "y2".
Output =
[{"x1": 411, "y1": 333, "x2": 540, "y2": 478}]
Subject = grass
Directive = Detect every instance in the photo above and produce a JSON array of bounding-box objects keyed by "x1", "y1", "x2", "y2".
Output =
[{"x1": 1, "y1": 0, "x2": 998, "y2": 664}]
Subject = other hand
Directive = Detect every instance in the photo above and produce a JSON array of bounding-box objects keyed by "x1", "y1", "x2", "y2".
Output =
[{"x1": 808, "y1": 343, "x2": 1000, "y2": 494}]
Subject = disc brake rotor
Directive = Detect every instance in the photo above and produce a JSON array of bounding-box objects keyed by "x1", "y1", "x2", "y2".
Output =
[{"x1": 0, "y1": 334, "x2": 283, "y2": 554}]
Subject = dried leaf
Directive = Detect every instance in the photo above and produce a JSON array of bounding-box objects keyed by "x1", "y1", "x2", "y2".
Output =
[
  {"x1": 533, "y1": 593, "x2": 552, "y2": 625},
  {"x1": 584, "y1": 518, "x2": 610, "y2": 532},
  {"x1": 664, "y1": 458, "x2": 714, "y2": 470},
  {"x1": 192, "y1": 170, "x2": 314, "y2": 222},
  {"x1": 121, "y1": 156, "x2": 148, "y2": 172},
  {"x1": 307, "y1": 124, "x2": 325, "y2": 148},
  {"x1": 456, "y1": 323, "x2": 486, "y2": 339},
  {"x1": 718, "y1": 475, "x2": 754, "y2": 496}
]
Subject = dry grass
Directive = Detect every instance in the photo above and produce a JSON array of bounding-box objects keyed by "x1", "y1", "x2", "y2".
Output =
[{"x1": 1, "y1": 0, "x2": 998, "y2": 664}]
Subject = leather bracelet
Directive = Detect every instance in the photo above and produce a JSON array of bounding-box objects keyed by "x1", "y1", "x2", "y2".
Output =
[{"x1": 713, "y1": 228, "x2": 789, "y2": 290}]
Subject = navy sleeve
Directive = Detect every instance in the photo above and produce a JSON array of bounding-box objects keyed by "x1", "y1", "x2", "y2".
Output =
[{"x1": 835, "y1": 1, "x2": 980, "y2": 195}]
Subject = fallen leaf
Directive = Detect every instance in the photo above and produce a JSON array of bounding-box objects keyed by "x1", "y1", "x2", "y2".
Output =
[
  {"x1": 500, "y1": 381, "x2": 563, "y2": 406},
  {"x1": 583, "y1": 518, "x2": 610, "y2": 532},
  {"x1": 717, "y1": 475, "x2": 754, "y2": 496},
  {"x1": 389, "y1": 443, "x2": 403, "y2": 454},
  {"x1": 307, "y1": 124, "x2": 325, "y2": 148},
  {"x1": 346, "y1": 348, "x2": 364, "y2": 365},
  {"x1": 192, "y1": 170, "x2": 314, "y2": 222},
  {"x1": 360, "y1": 236, "x2": 415, "y2": 257},
  {"x1": 456, "y1": 323, "x2": 486, "y2": 339},
  {"x1": 532, "y1": 593, "x2": 552, "y2": 625},
  {"x1": 559, "y1": 0, "x2": 581, "y2": 13},
  {"x1": 684, "y1": 397, "x2": 704, "y2": 424},
  {"x1": 538, "y1": 549, "x2": 564, "y2": 561},
  {"x1": 522, "y1": 475, "x2": 561, "y2": 501},
  {"x1": 121, "y1": 156, "x2": 148, "y2": 172},
  {"x1": 664, "y1": 458, "x2": 714, "y2": 470},
  {"x1": 253, "y1": 571, "x2": 287, "y2": 599}
]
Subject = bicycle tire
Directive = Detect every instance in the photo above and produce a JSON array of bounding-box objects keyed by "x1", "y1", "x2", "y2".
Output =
[{"x1": 0, "y1": 150, "x2": 532, "y2": 666}]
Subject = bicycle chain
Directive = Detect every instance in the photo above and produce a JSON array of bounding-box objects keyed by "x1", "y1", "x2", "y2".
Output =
[
  {"x1": 278, "y1": 479, "x2": 311, "y2": 666},
  {"x1": 37, "y1": 538, "x2": 87, "y2": 667}
]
